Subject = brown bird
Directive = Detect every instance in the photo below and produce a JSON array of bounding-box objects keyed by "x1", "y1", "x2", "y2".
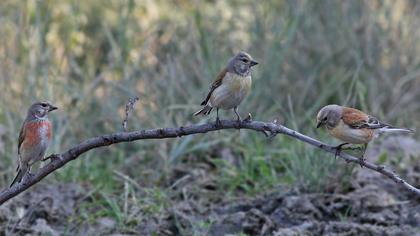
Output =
[
  {"x1": 194, "y1": 51, "x2": 258, "y2": 124},
  {"x1": 316, "y1": 104, "x2": 413, "y2": 162},
  {"x1": 10, "y1": 102, "x2": 58, "y2": 187}
]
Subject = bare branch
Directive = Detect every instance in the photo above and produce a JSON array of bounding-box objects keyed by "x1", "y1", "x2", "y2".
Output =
[
  {"x1": 1, "y1": 120, "x2": 418, "y2": 205},
  {"x1": 122, "y1": 96, "x2": 139, "y2": 131}
]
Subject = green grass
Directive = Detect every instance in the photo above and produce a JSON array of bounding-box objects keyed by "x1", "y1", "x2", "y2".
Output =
[{"x1": 0, "y1": 0, "x2": 419, "y2": 233}]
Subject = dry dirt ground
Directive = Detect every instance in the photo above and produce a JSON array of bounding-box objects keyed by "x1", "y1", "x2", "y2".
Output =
[{"x1": 1, "y1": 136, "x2": 419, "y2": 236}]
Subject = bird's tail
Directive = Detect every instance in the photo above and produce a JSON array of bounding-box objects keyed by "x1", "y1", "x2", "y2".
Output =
[
  {"x1": 10, "y1": 170, "x2": 23, "y2": 187},
  {"x1": 10, "y1": 165, "x2": 27, "y2": 187},
  {"x1": 193, "y1": 105, "x2": 213, "y2": 116},
  {"x1": 377, "y1": 127, "x2": 415, "y2": 134}
]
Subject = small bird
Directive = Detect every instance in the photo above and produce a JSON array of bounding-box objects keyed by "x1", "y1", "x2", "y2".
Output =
[
  {"x1": 316, "y1": 104, "x2": 413, "y2": 162},
  {"x1": 194, "y1": 51, "x2": 258, "y2": 124},
  {"x1": 10, "y1": 102, "x2": 58, "y2": 187}
]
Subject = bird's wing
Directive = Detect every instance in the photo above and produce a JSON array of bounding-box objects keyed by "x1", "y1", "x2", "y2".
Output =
[
  {"x1": 363, "y1": 115, "x2": 391, "y2": 129},
  {"x1": 200, "y1": 68, "x2": 227, "y2": 106},
  {"x1": 17, "y1": 123, "x2": 26, "y2": 155},
  {"x1": 342, "y1": 107, "x2": 388, "y2": 129}
]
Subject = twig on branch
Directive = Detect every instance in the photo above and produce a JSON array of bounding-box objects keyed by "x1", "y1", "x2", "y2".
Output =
[
  {"x1": 122, "y1": 96, "x2": 139, "y2": 131},
  {"x1": 1, "y1": 119, "x2": 418, "y2": 205}
]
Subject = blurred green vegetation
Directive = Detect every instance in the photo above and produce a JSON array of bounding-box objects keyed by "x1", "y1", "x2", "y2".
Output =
[{"x1": 0, "y1": 0, "x2": 419, "y2": 231}]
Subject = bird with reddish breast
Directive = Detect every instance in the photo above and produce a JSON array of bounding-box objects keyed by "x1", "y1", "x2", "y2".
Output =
[
  {"x1": 316, "y1": 104, "x2": 414, "y2": 164},
  {"x1": 194, "y1": 51, "x2": 258, "y2": 124},
  {"x1": 10, "y1": 102, "x2": 58, "y2": 187}
]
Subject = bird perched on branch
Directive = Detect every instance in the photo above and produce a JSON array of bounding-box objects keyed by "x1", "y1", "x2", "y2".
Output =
[
  {"x1": 194, "y1": 51, "x2": 258, "y2": 124},
  {"x1": 316, "y1": 104, "x2": 414, "y2": 163},
  {"x1": 10, "y1": 102, "x2": 58, "y2": 187}
]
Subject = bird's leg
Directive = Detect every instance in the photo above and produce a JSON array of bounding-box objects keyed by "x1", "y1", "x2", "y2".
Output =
[
  {"x1": 358, "y1": 143, "x2": 368, "y2": 168},
  {"x1": 215, "y1": 108, "x2": 221, "y2": 126},
  {"x1": 234, "y1": 107, "x2": 241, "y2": 121},
  {"x1": 22, "y1": 165, "x2": 34, "y2": 182},
  {"x1": 333, "y1": 143, "x2": 349, "y2": 159},
  {"x1": 26, "y1": 172, "x2": 35, "y2": 179}
]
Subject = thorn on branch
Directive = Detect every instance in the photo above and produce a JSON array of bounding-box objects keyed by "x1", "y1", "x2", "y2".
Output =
[
  {"x1": 267, "y1": 132, "x2": 278, "y2": 141},
  {"x1": 261, "y1": 124, "x2": 277, "y2": 140},
  {"x1": 243, "y1": 113, "x2": 252, "y2": 122},
  {"x1": 260, "y1": 130, "x2": 269, "y2": 137},
  {"x1": 122, "y1": 96, "x2": 139, "y2": 131}
]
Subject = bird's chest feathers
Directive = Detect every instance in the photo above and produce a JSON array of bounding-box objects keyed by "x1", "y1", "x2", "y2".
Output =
[
  {"x1": 225, "y1": 74, "x2": 252, "y2": 94},
  {"x1": 26, "y1": 120, "x2": 52, "y2": 146},
  {"x1": 38, "y1": 122, "x2": 52, "y2": 143},
  {"x1": 209, "y1": 73, "x2": 252, "y2": 109}
]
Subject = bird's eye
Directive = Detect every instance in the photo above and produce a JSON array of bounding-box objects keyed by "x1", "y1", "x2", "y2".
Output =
[
  {"x1": 41, "y1": 103, "x2": 47, "y2": 107},
  {"x1": 241, "y1": 58, "x2": 249, "y2": 63},
  {"x1": 323, "y1": 117, "x2": 327, "y2": 121}
]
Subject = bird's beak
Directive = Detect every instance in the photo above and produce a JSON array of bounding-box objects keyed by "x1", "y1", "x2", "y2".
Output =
[
  {"x1": 49, "y1": 105, "x2": 58, "y2": 112},
  {"x1": 316, "y1": 121, "x2": 322, "y2": 128},
  {"x1": 250, "y1": 60, "x2": 259, "y2": 67}
]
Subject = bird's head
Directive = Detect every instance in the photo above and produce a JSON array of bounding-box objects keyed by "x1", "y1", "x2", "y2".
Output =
[
  {"x1": 316, "y1": 104, "x2": 342, "y2": 129},
  {"x1": 28, "y1": 101, "x2": 58, "y2": 120},
  {"x1": 228, "y1": 51, "x2": 258, "y2": 76}
]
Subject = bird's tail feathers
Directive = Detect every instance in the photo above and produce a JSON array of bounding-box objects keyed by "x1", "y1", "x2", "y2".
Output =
[
  {"x1": 10, "y1": 169, "x2": 23, "y2": 187},
  {"x1": 377, "y1": 127, "x2": 415, "y2": 134},
  {"x1": 10, "y1": 165, "x2": 27, "y2": 187},
  {"x1": 193, "y1": 106, "x2": 213, "y2": 116}
]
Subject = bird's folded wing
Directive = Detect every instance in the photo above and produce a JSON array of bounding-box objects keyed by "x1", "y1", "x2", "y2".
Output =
[
  {"x1": 17, "y1": 124, "x2": 26, "y2": 155},
  {"x1": 342, "y1": 107, "x2": 388, "y2": 129},
  {"x1": 363, "y1": 116, "x2": 391, "y2": 129},
  {"x1": 200, "y1": 68, "x2": 227, "y2": 106}
]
